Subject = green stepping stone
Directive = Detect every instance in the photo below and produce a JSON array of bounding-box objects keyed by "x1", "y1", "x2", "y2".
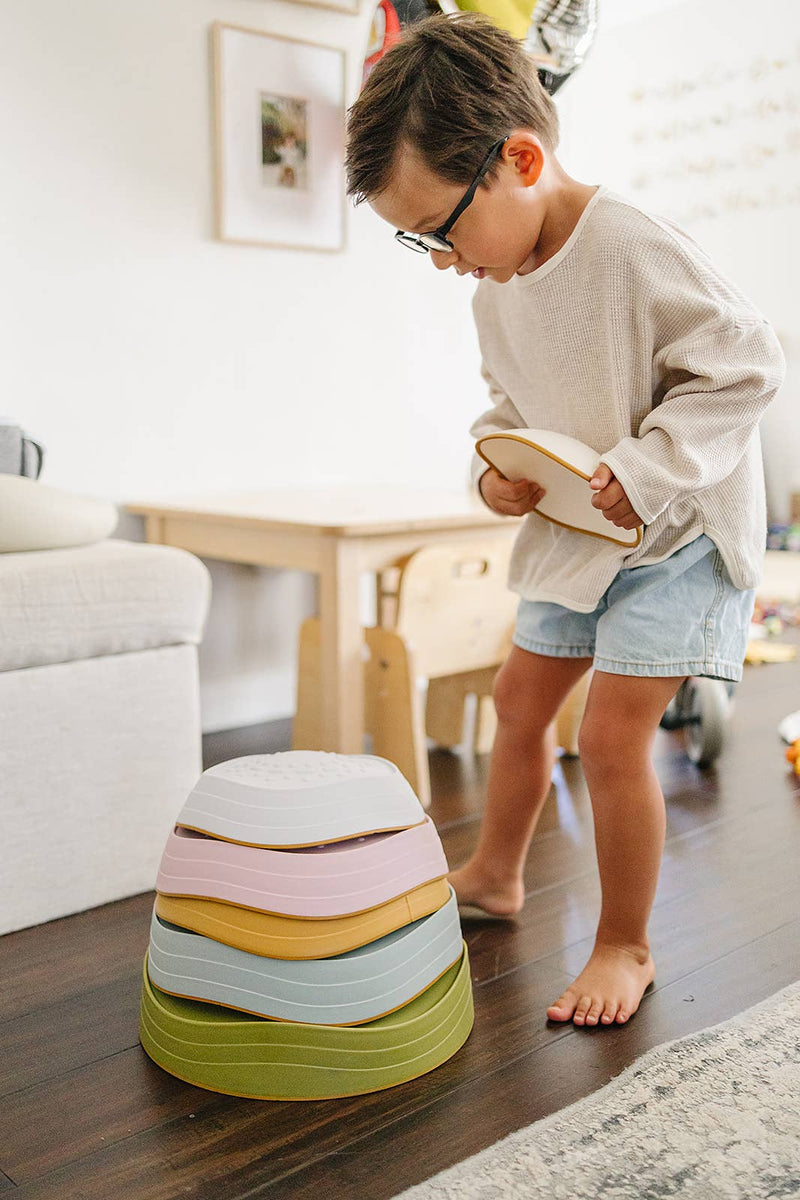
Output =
[{"x1": 140, "y1": 943, "x2": 474, "y2": 1100}]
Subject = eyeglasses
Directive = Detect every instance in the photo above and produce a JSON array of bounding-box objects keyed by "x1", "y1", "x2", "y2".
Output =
[{"x1": 395, "y1": 137, "x2": 509, "y2": 254}]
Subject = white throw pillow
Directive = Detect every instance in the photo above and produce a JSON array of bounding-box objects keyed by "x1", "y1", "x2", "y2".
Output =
[{"x1": 0, "y1": 475, "x2": 118, "y2": 552}]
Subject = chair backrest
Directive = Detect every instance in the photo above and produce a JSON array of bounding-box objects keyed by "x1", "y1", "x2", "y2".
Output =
[{"x1": 392, "y1": 539, "x2": 517, "y2": 677}]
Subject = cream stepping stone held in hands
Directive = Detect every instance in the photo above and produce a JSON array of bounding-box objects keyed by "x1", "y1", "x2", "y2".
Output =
[{"x1": 476, "y1": 428, "x2": 642, "y2": 548}]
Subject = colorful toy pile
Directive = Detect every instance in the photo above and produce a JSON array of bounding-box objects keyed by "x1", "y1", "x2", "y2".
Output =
[
  {"x1": 766, "y1": 523, "x2": 800, "y2": 553},
  {"x1": 140, "y1": 752, "x2": 474, "y2": 1100}
]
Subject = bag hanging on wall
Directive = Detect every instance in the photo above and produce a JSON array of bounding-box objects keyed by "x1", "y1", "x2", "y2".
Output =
[{"x1": 0, "y1": 418, "x2": 45, "y2": 478}]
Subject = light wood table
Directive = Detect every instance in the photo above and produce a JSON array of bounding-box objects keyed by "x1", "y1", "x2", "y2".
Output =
[{"x1": 127, "y1": 488, "x2": 519, "y2": 755}]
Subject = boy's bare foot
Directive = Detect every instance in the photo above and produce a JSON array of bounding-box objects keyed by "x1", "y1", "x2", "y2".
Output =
[
  {"x1": 547, "y1": 942, "x2": 655, "y2": 1026},
  {"x1": 448, "y1": 862, "x2": 525, "y2": 917}
]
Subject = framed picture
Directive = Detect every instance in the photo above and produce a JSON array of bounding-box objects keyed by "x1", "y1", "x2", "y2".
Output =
[{"x1": 213, "y1": 22, "x2": 347, "y2": 252}]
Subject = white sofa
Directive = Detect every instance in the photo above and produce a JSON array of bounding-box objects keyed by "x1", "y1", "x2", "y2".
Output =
[{"x1": 0, "y1": 538, "x2": 210, "y2": 933}]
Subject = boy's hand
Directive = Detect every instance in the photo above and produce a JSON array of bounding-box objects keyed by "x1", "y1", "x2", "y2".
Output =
[
  {"x1": 589, "y1": 464, "x2": 643, "y2": 530},
  {"x1": 479, "y1": 467, "x2": 545, "y2": 516}
]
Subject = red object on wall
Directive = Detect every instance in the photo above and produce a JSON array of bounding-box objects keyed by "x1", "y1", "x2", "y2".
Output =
[{"x1": 362, "y1": 0, "x2": 403, "y2": 87}]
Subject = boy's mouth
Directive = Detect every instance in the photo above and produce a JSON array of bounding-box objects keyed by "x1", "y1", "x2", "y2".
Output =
[{"x1": 471, "y1": 267, "x2": 486, "y2": 280}]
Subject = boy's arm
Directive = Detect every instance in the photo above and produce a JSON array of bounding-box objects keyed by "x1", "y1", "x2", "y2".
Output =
[
  {"x1": 469, "y1": 362, "x2": 526, "y2": 499},
  {"x1": 600, "y1": 290, "x2": 785, "y2": 527}
]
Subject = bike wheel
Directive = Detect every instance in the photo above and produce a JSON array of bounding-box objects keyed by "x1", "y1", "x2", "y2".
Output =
[{"x1": 684, "y1": 677, "x2": 730, "y2": 768}]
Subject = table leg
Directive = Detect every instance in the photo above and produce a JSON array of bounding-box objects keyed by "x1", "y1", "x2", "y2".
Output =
[
  {"x1": 145, "y1": 515, "x2": 165, "y2": 544},
  {"x1": 317, "y1": 538, "x2": 364, "y2": 754}
]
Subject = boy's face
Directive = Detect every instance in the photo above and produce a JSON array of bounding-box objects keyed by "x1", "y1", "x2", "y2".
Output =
[{"x1": 369, "y1": 132, "x2": 546, "y2": 284}]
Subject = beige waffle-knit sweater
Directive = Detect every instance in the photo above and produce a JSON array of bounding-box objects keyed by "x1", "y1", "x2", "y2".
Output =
[{"x1": 470, "y1": 187, "x2": 785, "y2": 612}]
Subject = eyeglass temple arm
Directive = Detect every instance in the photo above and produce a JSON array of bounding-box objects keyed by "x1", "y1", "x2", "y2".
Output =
[{"x1": 438, "y1": 139, "x2": 508, "y2": 238}]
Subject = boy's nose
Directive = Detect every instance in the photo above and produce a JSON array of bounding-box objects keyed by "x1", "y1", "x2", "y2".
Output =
[{"x1": 430, "y1": 248, "x2": 457, "y2": 271}]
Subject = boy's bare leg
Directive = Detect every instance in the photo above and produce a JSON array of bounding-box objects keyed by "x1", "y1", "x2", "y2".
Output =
[
  {"x1": 547, "y1": 671, "x2": 687, "y2": 1027},
  {"x1": 448, "y1": 646, "x2": 593, "y2": 916}
]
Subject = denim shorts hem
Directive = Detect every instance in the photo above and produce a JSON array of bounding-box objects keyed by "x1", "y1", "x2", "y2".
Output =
[
  {"x1": 512, "y1": 535, "x2": 751, "y2": 686},
  {"x1": 512, "y1": 633, "x2": 594, "y2": 658},
  {"x1": 592, "y1": 656, "x2": 743, "y2": 683},
  {"x1": 512, "y1": 631, "x2": 743, "y2": 682}
]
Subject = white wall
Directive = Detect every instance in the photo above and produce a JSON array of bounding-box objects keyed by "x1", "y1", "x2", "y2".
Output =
[
  {"x1": 558, "y1": 0, "x2": 799, "y2": 519},
  {"x1": 2, "y1": 0, "x2": 797, "y2": 731}
]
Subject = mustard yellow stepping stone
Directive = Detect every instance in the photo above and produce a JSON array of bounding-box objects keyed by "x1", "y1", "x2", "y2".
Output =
[{"x1": 154, "y1": 877, "x2": 451, "y2": 960}]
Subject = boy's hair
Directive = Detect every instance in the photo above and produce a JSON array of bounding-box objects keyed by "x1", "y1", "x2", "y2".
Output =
[{"x1": 346, "y1": 12, "x2": 559, "y2": 205}]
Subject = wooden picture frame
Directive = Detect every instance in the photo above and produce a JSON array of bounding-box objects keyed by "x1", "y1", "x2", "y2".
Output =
[
  {"x1": 213, "y1": 22, "x2": 347, "y2": 252},
  {"x1": 283, "y1": 0, "x2": 359, "y2": 14}
]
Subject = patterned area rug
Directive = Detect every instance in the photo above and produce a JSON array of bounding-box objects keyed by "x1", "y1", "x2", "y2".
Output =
[{"x1": 393, "y1": 982, "x2": 800, "y2": 1200}]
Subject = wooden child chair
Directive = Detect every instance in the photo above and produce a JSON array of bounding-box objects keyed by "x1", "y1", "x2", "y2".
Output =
[{"x1": 293, "y1": 540, "x2": 590, "y2": 808}]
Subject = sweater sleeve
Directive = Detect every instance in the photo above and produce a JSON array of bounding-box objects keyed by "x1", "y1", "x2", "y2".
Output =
[
  {"x1": 599, "y1": 236, "x2": 785, "y2": 526},
  {"x1": 468, "y1": 361, "x2": 526, "y2": 496}
]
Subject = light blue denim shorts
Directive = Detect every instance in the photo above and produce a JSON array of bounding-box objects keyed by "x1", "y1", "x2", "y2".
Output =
[{"x1": 513, "y1": 534, "x2": 755, "y2": 682}]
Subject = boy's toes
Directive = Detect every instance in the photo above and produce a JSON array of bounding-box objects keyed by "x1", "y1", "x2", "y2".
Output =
[
  {"x1": 615, "y1": 1008, "x2": 630, "y2": 1024},
  {"x1": 572, "y1": 995, "x2": 593, "y2": 1025},
  {"x1": 585, "y1": 999, "x2": 604, "y2": 1026},
  {"x1": 546, "y1": 989, "x2": 578, "y2": 1022},
  {"x1": 601, "y1": 1001, "x2": 617, "y2": 1024}
]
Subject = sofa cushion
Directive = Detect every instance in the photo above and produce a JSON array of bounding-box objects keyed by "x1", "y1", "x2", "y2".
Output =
[
  {"x1": 0, "y1": 540, "x2": 211, "y2": 672},
  {"x1": 0, "y1": 474, "x2": 118, "y2": 551}
]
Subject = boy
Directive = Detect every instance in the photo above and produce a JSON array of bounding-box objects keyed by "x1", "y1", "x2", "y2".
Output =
[{"x1": 345, "y1": 14, "x2": 784, "y2": 1027}]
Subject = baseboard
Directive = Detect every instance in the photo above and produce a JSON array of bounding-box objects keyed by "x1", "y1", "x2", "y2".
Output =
[{"x1": 202, "y1": 717, "x2": 293, "y2": 769}]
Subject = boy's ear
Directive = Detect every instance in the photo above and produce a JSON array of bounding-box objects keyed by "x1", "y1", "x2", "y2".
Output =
[{"x1": 503, "y1": 134, "x2": 544, "y2": 187}]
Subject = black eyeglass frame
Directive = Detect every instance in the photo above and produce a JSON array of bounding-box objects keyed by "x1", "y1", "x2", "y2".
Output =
[{"x1": 394, "y1": 137, "x2": 509, "y2": 254}]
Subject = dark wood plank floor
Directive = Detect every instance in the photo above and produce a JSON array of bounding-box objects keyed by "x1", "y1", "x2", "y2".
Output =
[{"x1": 3, "y1": 661, "x2": 800, "y2": 1199}]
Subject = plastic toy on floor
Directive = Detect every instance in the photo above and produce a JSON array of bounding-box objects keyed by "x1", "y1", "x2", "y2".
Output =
[
  {"x1": 779, "y1": 710, "x2": 800, "y2": 777},
  {"x1": 785, "y1": 740, "x2": 800, "y2": 776},
  {"x1": 140, "y1": 751, "x2": 474, "y2": 1099},
  {"x1": 778, "y1": 709, "x2": 800, "y2": 745}
]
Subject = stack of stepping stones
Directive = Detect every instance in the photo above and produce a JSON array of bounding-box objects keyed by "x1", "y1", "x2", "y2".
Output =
[{"x1": 140, "y1": 751, "x2": 474, "y2": 1100}]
